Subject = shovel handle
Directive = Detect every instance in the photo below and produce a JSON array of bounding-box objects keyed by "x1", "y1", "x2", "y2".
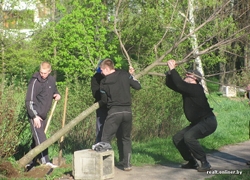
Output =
[{"x1": 44, "y1": 100, "x2": 58, "y2": 134}]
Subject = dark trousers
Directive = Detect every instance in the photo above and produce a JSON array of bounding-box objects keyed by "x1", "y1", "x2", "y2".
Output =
[
  {"x1": 29, "y1": 118, "x2": 49, "y2": 164},
  {"x1": 96, "y1": 107, "x2": 123, "y2": 161},
  {"x1": 95, "y1": 107, "x2": 108, "y2": 143},
  {"x1": 101, "y1": 106, "x2": 132, "y2": 167},
  {"x1": 172, "y1": 116, "x2": 217, "y2": 162},
  {"x1": 116, "y1": 125, "x2": 124, "y2": 162}
]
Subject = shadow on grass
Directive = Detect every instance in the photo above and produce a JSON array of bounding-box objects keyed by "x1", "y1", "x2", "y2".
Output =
[{"x1": 14, "y1": 141, "x2": 31, "y2": 160}]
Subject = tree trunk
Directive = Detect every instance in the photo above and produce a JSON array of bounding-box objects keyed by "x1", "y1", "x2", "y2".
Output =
[
  {"x1": 219, "y1": 62, "x2": 226, "y2": 92},
  {"x1": 188, "y1": 0, "x2": 208, "y2": 93},
  {"x1": 0, "y1": 2, "x2": 5, "y2": 93},
  {"x1": 223, "y1": 44, "x2": 236, "y2": 86},
  {"x1": 245, "y1": 41, "x2": 250, "y2": 68}
]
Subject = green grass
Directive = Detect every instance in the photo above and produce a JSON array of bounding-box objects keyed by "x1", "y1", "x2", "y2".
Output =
[
  {"x1": 206, "y1": 77, "x2": 220, "y2": 93},
  {"x1": 112, "y1": 138, "x2": 182, "y2": 166},
  {"x1": 202, "y1": 94, "x2": 250, "y2": 147}
]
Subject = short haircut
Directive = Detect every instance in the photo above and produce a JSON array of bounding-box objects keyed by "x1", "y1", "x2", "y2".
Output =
[
  {"x1": 100, "y1": 58, "x2": 114, "y2": 70},
  {"x1": 40, "y1": 62, "x2": 52, "y2": 71}
]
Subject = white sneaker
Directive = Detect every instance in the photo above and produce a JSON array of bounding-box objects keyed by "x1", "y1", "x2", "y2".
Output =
[
  {"x1": 25, "y1": 163, "x2": 34, "y2": 172},
  {"x1": 45, "y1": 162, "x2": 58, "y2": 168}
]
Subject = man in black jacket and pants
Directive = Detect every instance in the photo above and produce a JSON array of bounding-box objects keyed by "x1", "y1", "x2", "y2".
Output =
[
  {"x1": 91, "y1": 61, "x2": 125, "y2": 164},
  {"x1": 91, "y1": 62, "x2": 108, "y2": 143},
  {"x1": 25, "y1": 62, "x2": 61, "y2": 170},
  {"x1": 165, "y1": 59, "x2": 217, "y2": 172},
  {"x1": 98, "y1": 58, "x2": 141, "y2": 171}
]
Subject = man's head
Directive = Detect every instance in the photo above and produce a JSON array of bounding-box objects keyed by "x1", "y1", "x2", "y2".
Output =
[
  {"x1": 39, "y1": 62, "x2": 52, "y2": 79},
  {"x1": 100, "y1": 58, "x2": 115, "y2": 76},
  {"x1": 184, "y1": 69, "x2": 202, "y2": 84}
]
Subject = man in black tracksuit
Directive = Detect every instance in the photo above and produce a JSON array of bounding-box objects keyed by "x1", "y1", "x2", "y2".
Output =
[
  {"x1": 98, "y1": 58, "x2": 141, "y2": 171},
  {"x1": 165, "y1": 60, "x2": 217, "y2": 172},
  {"x1": 91, "y1": 62, "x2": 124, "y2": 163},
  {"x1": 25, "y1": 62, "x2": 61, "y2": 169}
]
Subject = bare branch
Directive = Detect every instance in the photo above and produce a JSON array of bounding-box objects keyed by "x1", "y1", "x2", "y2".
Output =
[
  {"x1": 114, "y1": 0, "x2": 132, "y2": 67},
  {"x1": 118, "y1": 1, "x2": 238, "y2": 81},
  {"x1": 148, "y1": 72, "x2": 166, "y2": 77},
  {"x1": 154, "y1": 1, "x2": 179, "y2": 54}
]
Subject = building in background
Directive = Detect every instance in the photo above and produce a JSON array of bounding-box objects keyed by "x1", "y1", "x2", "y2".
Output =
[{"x1": 1, "y1": 0, "x2": 50, "y2": 38}]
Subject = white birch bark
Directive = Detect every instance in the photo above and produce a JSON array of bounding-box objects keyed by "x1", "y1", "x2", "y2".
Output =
[{"x1": 188, "y1": 0, "x2": 208, "y2": 93}]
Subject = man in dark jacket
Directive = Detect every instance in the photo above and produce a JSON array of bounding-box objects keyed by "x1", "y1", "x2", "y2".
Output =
[
  {"x1": 25, "y1": 62, "x2": 61, "y2": 170},
  {"x1": 91, "y1": 61, "x2": 124, "y2": 164},
  {"x1": 165, "y1": 59, "x2": 217, "y2": 172},
  {"x1": 91, "y1": 61, "x2": 108, "y2": 143},
  {"x1": 98, "y1": 58, "x2": 141, "y2": 171}
]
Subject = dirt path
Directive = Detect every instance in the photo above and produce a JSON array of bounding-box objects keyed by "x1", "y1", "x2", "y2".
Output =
[{"x1": 113, "y1": 140, "x2": 250, "y2": 180}]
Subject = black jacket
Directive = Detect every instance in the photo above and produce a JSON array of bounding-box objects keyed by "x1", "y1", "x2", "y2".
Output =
[
  {"x1": 25, "y1": 72, "x2": 60, "y2": 120},
  {"x1": 99, "y1": 69, "x2": 141, "y2": 109},
  {"x1": 91, "y1": 73, "x2": 105, "y2": 103},
  {"x1": 166, "y1": 69, "x2": 214, "y2": 124}
]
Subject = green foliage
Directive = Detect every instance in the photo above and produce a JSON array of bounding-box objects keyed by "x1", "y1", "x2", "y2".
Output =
[
  {"x1": 111, "y1": 0, "x2": 186, "y2": 66},
  {"x1": 3, "y1": 10, "x2": 35, "y2": 29},
  {"x1": 2, "y1": 38, "x2": 40, "y2": 82},
  {"x1": 206, "y1": 76, "x2": 220, "y2": 92},
  {"x1": 131, "y1": 75, "x2": 183, "y2": 140},
  {"x1": 1, "y1": 0, "x2": 248, "y2": 87},
  {"x1": 234, "y1": 69, "x2": 250, "y2": 88},
  {"x1": 0, "y1": 84, "x2": 28, "y2": 159},
  {"x1": 45, "y1": 79, "x2": 97, "y2": 152},
  {"x1": 33, "y1": 0, "x2": 119, "y2": 82}
]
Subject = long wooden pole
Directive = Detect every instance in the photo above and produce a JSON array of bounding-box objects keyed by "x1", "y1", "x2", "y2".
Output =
[{"x1": 44, "y1": 100, "x2": 57, "y2": 134}]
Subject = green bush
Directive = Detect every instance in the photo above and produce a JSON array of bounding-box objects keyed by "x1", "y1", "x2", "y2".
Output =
[
  {"x1": 131, "y1": 75, "x2": 183, "y2": 140},
  {"x1": 46, "y1": 79, "x2": 97, "y2": 153},
  {"x1": 0, "y1": 85, "x2": 28, "y2": 159}
]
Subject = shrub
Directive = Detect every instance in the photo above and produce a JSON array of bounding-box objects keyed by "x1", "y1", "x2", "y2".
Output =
[
  {"x1": 131, "y1": 75, "x2": 183, "y2": 140},
  {"x1": 47, "y1": 79, "x2": 97, "y2": 152},
  {"x1": 0, "y1": 85, "x2": 28, "y2": 159}
]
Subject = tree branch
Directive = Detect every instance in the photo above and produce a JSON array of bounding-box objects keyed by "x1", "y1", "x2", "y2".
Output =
[{"x1": 114, "y1": 0, "x2": 132, "y2": 67}]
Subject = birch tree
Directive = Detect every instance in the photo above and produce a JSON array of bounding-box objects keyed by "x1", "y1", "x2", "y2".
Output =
[{"x1": 187, "y1": 0, "x2": 208, "y2": 93}]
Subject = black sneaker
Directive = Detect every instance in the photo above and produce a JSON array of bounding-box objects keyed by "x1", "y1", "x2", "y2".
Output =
[
  {"x1": 25, "y1": 163, "x2": 34, "y2": 172},
  {"x1": 197, "y1": 161, "x2": 211, "y2": 172},
  {"x1": 181, "y1": 161, "x2": 199, "y2": 169}
]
